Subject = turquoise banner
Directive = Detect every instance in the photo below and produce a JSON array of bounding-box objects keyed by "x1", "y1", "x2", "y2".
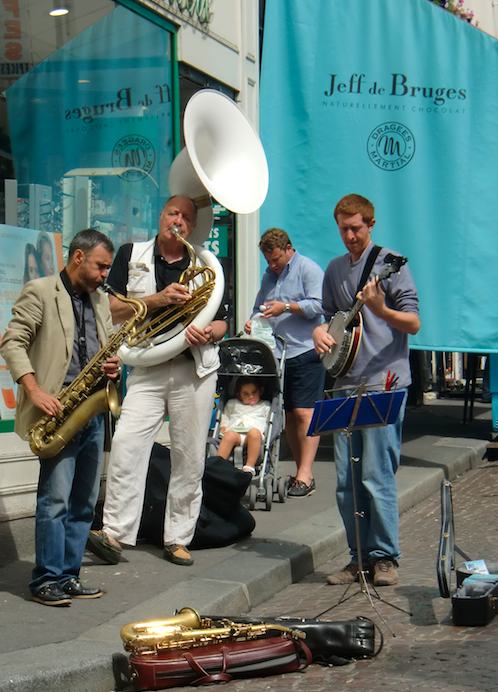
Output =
[{"x1": 260, "y1": 0, "x2": 498, "y2": 352}]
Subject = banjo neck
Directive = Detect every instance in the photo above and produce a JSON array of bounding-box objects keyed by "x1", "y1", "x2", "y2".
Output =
[
  {"x1": 344, "y1": 253, "x2": 408, "y2": 329},
  {"x1": 344, "y1": 297, "x2": 364, "y2": 330}
]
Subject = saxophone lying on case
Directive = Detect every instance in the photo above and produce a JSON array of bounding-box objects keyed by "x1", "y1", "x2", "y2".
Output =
[
  {"x1": 120, "y1": 607, "x2": 305, "y2": 655},
  {"x1": 120, "y1": 606, "x2": 378, "y2": 662},
  {"x1": 121, "y1": 607, "x2": 312, "y2": 691}
]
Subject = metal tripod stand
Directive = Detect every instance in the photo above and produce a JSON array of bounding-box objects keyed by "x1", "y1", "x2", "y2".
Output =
[{"x1": 313, "y1": 386, "x2": 412, "y2": 636}]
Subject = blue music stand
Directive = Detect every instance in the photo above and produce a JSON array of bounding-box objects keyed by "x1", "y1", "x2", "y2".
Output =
[
  {"x1": 309, "y1": 386, "x2": 411, "y2": 633},
  {"x1": 307, "y1": 389, "x2": 406, "y2": 436}
]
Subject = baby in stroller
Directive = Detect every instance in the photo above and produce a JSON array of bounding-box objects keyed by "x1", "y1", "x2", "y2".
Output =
[
  {"x1": 217, "y1": 377, "x2": 270, "y2": 476},
  {"x1": 210, "y1": 336, "x2": 287, "y2": 509}
]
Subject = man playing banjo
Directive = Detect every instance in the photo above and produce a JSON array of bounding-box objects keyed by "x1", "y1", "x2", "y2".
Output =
[{"x1": 313, "y1": 193, "x2": 420, "y2": 587}]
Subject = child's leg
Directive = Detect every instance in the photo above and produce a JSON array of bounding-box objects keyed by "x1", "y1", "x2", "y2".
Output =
[
  {"x1": 243, "y1": 428, "x2": 263, "y2": 469},
  {"x1": 218, "y1": 430, "x2": 241, "y2": 460}
]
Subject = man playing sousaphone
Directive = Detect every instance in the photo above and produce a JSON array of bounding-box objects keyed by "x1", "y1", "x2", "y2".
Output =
[
  {"x1": 88, "y1": 88, "x2": 268, "y2": 568},
  {"x1": 87, "y1": 195, "x2": 227, "y2": 568}
]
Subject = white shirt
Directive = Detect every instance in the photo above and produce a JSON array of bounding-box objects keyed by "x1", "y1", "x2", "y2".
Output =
[{"x1": 221, "y1": 399, "x2": 270, "y2": 434}]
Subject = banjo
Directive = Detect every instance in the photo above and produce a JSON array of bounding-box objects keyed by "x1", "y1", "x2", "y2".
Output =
[{"x1": 321, "y1": 254, "x2": 407, "y2": 377}]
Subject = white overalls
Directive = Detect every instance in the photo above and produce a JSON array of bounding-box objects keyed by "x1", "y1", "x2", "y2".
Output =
[{"x1": 103, "y1": 240, "x2": 220, "y2": 546}]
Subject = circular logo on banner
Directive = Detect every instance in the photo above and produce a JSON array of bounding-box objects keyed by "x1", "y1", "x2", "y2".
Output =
[
  {"x1": 112, "y1": 135, "x2": 156, "y2": 181},
  {"x1": 367, "y1": 122, "x2": 415, "y2": 171}
]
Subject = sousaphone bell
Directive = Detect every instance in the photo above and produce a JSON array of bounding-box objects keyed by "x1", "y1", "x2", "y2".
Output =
[{"x1": 118, "y1": 89, "x2": 269, "y2": 367}]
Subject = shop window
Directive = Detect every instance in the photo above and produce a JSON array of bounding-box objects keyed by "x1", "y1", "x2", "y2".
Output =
[
  {"x1": 0, "y1": 1, "x2": 175, "y2": 426},
  {"x1": 1, "y1": 1, "x2": 174, "y2": 251}
]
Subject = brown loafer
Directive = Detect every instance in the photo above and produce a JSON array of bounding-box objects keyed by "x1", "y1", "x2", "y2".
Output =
[
  {"x1": 163, "y1": 544, "x2": 194, "y2": 566},
  {"x1": 86, "y1": 530, "x2": 122, "y2": 565}
]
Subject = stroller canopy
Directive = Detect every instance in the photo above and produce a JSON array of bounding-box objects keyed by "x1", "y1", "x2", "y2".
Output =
[{"x1": 218, "y1": 337, "x2": 280, "y2": 378}]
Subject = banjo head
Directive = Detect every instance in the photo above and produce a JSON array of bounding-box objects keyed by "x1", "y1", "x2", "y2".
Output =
[
  {"x1": 321, "y1": 311, "x2": 362, "y2": 377},
  {"x1": 327, "y1": 311, "x2": 349, "y2": 341},
  {"x1": 321, "y1": 311, "x2": 350, "y2": 375}
]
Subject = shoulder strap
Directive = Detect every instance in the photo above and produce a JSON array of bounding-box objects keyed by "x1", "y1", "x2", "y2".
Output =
[
  {"x1": 130, "y1": 238, "x2": 155, "y2": 263},
  {"x1": 355, "y1": 245, "x2": 382, "y2": 296}
]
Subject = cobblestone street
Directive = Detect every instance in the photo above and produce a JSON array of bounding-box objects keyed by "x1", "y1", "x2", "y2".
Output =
[{"x1": 225, "y1": 462, "x2": 498, "y2": 692}]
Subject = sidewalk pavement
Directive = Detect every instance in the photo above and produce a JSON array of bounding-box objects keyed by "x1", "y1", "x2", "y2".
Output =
[{"x1": 0, "y1": 397, "x2": 492, "y2": 692}]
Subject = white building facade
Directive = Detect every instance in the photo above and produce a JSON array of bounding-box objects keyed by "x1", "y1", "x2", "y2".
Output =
[{"x1": 0, "y1": 0, "x2": 262, "y2": 525}]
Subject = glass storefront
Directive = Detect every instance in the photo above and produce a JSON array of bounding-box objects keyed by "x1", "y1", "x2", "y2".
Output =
[
  {"x1": 1, "y1": 0, "x2": 176, "y2": 250},
  {"x1": 0, "y1": 0, "x2": 177, "y2": 427},
  {"x1": 0, "y1": 0, "x2": 238, "y2": 430}
]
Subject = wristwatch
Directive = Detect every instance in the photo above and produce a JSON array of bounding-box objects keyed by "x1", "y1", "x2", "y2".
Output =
[{"x1": 284, "y1": 303, "x2": 291, "y2": 313}]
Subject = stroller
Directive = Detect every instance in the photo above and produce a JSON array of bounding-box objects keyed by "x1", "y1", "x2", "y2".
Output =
[{"x1": 208, "y1": 336, "x2": 288, "y2": 511}]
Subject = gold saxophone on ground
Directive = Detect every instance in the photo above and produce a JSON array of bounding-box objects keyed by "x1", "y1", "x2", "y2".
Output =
[{"x1": 120, "y1": 607, "x2": 306, "y2": 655}]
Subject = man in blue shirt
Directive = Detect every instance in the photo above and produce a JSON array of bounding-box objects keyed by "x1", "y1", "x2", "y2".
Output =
[
  {"x1": 245, "y1": 228, "x2": 325, "y2": 497},
  {"x1": 313, "y1": 194, "x2": 420, "y2": 587}
]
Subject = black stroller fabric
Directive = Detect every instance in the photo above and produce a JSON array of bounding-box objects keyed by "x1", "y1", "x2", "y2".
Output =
[{"x1": 137, "y1": 444, "x2": 255, "y2": 549}]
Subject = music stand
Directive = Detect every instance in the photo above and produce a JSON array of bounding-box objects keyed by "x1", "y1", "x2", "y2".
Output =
[{"x1": 308, "y1": 385, "x2": 412, "y2": 635}]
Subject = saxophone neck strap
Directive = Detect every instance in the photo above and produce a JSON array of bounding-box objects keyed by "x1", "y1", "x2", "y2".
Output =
[{"x1": 61, "y1": 268, "x2": 91, "y2": 369}]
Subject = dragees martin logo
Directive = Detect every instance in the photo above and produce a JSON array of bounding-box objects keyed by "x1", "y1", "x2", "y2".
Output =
[
  {"x1": 367, "y1": 122, "x2": 415, "y2": 171},
  {"x1": 112, "y1": 135, "x2": 156, "y2": 181}
]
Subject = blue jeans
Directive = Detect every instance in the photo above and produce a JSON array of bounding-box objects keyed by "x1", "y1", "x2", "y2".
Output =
[
  {"x1": 333, "y1": 391, "x2": 407, "y2": 564},
  {"x1": 30, "y1": 416, "x2": 104, "y2": 593}
]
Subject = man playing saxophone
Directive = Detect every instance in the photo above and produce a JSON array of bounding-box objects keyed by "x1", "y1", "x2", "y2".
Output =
[
  {"x1": 87, "y1": 195, "x2": 227, "y2": 568},
  {"x1": 0, "y1": 229, "x2": 120, "y2": 606}
]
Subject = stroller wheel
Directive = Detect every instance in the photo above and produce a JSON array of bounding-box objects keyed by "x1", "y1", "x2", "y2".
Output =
[
  {"x1": 264, "y1": 476, "x2": 273, "y2": 511},
  {"x1": 277, "y1": 476, "x2": 288, "y2": 503},
  {"x1": 248, "y1": 483, "x2": 257, "y2": 511}
]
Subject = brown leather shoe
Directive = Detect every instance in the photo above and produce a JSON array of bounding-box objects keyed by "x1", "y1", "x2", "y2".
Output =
[
  {"x1": 163, "y1": 544, "x2": 194, "y2": 566},
  {"x1": 86, "y1": 530, "x2": 122, "y2": 565},
  {"x1": 327, "y1": 562, "x2": 359, "y2": 585},
  {"x1": 372, "y1": 559, "x2": 399, "y2": 586}
]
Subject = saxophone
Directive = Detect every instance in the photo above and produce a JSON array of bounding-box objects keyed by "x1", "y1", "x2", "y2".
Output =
[
  {"x1": 120, "y1": 607, "x2": 305, "y2": 655},
  {"x1": 28, "y1": 287, "x2": 147, "y2": 459}
]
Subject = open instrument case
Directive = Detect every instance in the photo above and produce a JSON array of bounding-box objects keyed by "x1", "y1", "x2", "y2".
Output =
[{"x1": 436, "y1": 480, "x2": 498, "y2": 626}]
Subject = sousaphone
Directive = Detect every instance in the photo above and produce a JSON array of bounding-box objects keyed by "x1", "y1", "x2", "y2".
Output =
[{"x1": 118, "y1": 89, "x2": 269, "y2": 367}]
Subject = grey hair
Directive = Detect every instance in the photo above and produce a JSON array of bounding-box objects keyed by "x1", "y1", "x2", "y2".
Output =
[{"x1": 68, "y1": 229, "x2": 114, "y2": 259}]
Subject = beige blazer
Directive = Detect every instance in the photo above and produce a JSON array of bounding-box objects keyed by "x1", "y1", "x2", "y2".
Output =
[{"x1": 0, "y1": 274, "x2": 113, "y2": 439}]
